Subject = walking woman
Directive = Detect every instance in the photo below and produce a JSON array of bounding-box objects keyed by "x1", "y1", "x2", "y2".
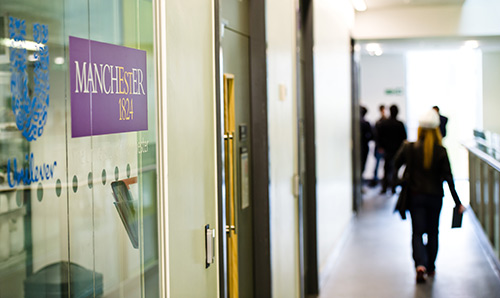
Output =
[{"x1": 393, "y1": 109, "x2": 465, "y2": 283}]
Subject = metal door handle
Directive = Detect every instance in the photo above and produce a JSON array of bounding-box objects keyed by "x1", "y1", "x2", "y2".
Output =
[{"x1": 205, "y1": 225, "x2": 215, "y2": 268}]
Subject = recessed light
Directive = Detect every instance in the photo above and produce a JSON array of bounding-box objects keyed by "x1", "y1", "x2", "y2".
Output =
[{"x1": 351, "y1": 0, "x2": 367, "y2": 12}]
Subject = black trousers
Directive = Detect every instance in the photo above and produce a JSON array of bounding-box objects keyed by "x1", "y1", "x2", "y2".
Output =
[
  {"x1": 409, "y1": 193, "x2": 443, "y2": 273},
  {"x1": 381, "y1": 152, "x2": 395, "y2": 192},
  {"x1": 361, "y1": 144, "x2": 369, "y2": 174}
]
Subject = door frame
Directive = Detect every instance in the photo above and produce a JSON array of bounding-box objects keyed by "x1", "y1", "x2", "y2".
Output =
[
  {"x1": 215, "y1": 0, "x2": 271, "y2": 297},
  {"x1": 351, "y1": 38, "x2": 362, "y2": 213},
  {"x1": 298, "y1": 0, "x2": 319, "y2": 296},
  {"x1": 214, "y1": 3, "x2": 228, "y2": 297},
  {"x1": 248, "y1": 0, "x2": 271, "y2": 297},
  {"x1": 153, "y1": 0, "x2": 169, "y2": 296}
]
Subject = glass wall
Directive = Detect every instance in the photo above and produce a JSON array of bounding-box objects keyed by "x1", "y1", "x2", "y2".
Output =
[{"x1": 0, "y1": 0, "x2": 158, "y2": 297}]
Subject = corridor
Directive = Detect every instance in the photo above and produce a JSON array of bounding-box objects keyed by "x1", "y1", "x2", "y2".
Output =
[{"x1": 320, "y1": 184, "x2": 500, "y2": 298}]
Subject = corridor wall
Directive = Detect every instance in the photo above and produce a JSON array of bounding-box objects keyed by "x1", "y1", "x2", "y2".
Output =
[
  {"x1": 482, "y1": 51, "x2": 500, "y2": 134},
  {"x1": 266, "y1": 0, "x2": 300, "y2": 297},
  {"x1": 313, "y1": 0, "x2": 355, "y2": 280}
]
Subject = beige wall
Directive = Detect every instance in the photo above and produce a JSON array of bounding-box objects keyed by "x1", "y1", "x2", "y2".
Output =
[
  {"x1": 266, "y1": 0, "x2": 300, "y2": 297},
  {"x1": 163, "y1": 0, "x2": 218, "y2": 297}
]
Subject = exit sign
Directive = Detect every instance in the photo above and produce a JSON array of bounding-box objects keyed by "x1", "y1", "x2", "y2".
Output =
[{"x1": 385, "y1": 88, "x2": 403, "y2": 95}]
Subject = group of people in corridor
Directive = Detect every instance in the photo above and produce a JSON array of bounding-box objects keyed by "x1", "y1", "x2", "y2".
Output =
[
  {"x1": 359, "y1": 105, "x2": 465, "y2": 283},
  {"x1": 360, "y1": 104, "x2": 406, "y2": 193}
]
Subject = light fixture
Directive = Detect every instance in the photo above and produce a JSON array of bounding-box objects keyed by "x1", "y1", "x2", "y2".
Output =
[
  {"x1": 351, "y1": 0, "x2": 367, "y2": 12},
  {"x1": 366, "y1": 43, "x2": 383, "y2": 56},
  {"x1": 54, "y1": 57, "x2": 65, "y2": 65},
  {"x1": 464, "y1": 40, "x2": 479, "y2": 49},
  {"x1": 1, "y1": 38, "x2": 45, "y2": 51},
  {"x1": 27, "y1": 54, "x2": 38, "y2": 62}
]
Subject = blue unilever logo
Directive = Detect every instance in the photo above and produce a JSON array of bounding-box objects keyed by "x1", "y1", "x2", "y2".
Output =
[
  {"x1": 9, "y1": 16, "x2": 50, "y2": 142},
  {"x1": 7, "y1": 17, "x2": 56, "y2": 189}
]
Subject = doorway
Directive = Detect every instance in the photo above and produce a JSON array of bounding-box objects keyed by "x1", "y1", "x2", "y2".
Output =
[{"x1": 216, "y1": 0, "x2": 271, "y2": 297}]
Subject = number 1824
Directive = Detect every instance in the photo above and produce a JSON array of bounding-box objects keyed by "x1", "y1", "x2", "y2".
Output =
[{"x1": 119, "y1": 98, "x2": 134, "y2": 121}]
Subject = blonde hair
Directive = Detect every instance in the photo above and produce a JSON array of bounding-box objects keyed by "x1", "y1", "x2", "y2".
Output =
[{"x1": 417, "y1": 127, "x2": 442, "y2": 169}]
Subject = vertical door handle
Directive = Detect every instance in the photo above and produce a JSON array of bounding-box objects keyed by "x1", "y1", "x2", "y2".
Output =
[{"x1": 205, "y1": 224, "x2": 215, "y2": 268}]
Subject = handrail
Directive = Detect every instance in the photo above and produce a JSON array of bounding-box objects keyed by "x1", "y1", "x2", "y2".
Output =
[{"x1": 463, "y1": 140, "x2": 500, "y2": 172}]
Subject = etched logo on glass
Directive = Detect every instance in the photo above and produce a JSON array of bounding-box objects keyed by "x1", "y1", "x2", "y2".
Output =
[
  {"x1": 7, "y1": 17, "x2": 56, "y2": 189},
  {"x1": 9, "y1": 16, "x2": 50, "y2": 142}
]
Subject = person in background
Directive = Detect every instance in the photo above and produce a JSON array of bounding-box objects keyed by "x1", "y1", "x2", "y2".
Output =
[
  {"x1": 370, "y1": 104, "x2": 387, "y2": 187},
  {"x1": 433, "y1": 106, "x2": 448, "y2": 138},
  {"x1": 360, "y1": 106, "x2": 373, "y2": 181},
  {"x1": 377, "y1": 104, "x2": 407, "y2": 194},
  {"x1": 393, "y1": 109, "x2": 465, "y2": 283}
]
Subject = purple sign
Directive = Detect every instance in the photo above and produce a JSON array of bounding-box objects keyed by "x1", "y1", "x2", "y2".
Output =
[{"x1": 69, "y1": 36, "x2": 148, "y2": 137}]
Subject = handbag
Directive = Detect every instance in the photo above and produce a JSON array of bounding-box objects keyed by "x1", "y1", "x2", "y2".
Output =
[
  {"x1": 395, "y1": 181, "x2": 409, "y2": 219},
  {"x1": 394, "y1": 143, "x2": 413, "y2": 220}
]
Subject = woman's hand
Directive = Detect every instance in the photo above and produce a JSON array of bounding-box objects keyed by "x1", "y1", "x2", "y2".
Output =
[{"x1": 457, "y1": 204, "x2": 466, "y2": 214}]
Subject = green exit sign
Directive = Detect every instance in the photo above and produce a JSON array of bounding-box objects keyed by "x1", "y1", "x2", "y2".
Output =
[{"x1": 385, "y1": 88, "x2": 403, "y2": 95}]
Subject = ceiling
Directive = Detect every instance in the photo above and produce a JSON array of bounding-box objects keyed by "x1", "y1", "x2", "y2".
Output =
[
  {"x1": 357, "y1": 0, "x2": 500, "y2": 55},
  {"x1": 357, "y1": 36, "x2": 500, "y2": 56},
  {"x1": 364, "y1": 0, "x2": 465, "y2": 10}
]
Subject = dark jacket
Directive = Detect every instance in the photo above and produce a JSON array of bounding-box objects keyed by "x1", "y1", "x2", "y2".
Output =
[
  {"x1": 377, "y1": 117, "x2": 407, "y2": 157},
  {"x1": 439, "y1": 114, "x2": 448, "y2": 138},
  {"x1": 373, "y1": 117, "x2": 386, "y2": 153},
  {"x1": 393, "y1": 142, "x2": 461, "y2": 206},
  {"x1": 360, "y1": 119, "x2": 373, "y2": 150}
]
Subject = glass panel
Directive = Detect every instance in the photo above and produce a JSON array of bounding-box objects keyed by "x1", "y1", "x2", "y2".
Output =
[
  {"x1": 0, "y1": 2, "x2": 69, "y2": 297},
  {"x1": 0, "y1": 0, "x2": 158, "y2": 297}
]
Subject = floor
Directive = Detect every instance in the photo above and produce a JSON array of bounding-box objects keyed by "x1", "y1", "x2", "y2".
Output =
[{"x1": 319, "y1": 183, "x2": 500, "y2": 298}]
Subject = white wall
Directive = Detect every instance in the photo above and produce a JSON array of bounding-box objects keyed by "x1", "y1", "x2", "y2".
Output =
[
  {"x1": 313, "y1": 0, "x2": 355, "y2": 280},
  {"x1": 360, "y1": 55, "x2": 407, "y2": 124},
  {"x1": 266, "y1": 0, "x2": 300, "y2": 297},
  {"x1": 353, "y1": 0, "x2": 500, "y2": 39},
  {"x1": 482, "y1": 51, "x2": 500, "y2": 134},
  {"x1": 165, "y1": 0, "x2": 218, "y2": 297}
]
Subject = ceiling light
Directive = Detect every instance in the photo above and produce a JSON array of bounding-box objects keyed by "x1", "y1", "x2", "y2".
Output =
[
  {"x1": 54, "y1": 57, "x2": 65, "y2": 65},
  {"x1": 366, "y1": 43, "x2": 383, "y2": 56},
  {"x1": 351, "y1": 0, "x2": 367, "y2": 12},
  {"x1": 464, "y1": 40, "x2": 479, "y2": 49},
  {"x1": 1, "y1": 38, "x2": 45, "y2": 51},
  {"x1": 27, "y1": 54, "x2": 38, "y2": 62}
]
